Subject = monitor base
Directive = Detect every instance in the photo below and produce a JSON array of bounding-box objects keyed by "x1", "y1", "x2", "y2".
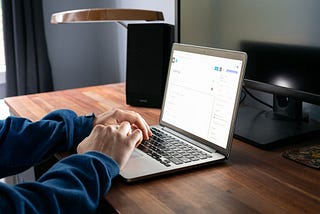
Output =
[{"x1": 234, "y1": 105, "x2": 320, "y2": 149}]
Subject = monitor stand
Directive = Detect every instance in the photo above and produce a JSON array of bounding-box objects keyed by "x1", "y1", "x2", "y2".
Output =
[{"x1": 234, "y1": 104, "x2": 320, "y2": 149}]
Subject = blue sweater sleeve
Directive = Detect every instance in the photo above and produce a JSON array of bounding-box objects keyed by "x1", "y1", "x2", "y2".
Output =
[
  {"x1": 0, "y1": 109, "x2": 94, "y2": 178},
  {"x1": 0, "y1": 151, "x2": 120, "y2": 214}
]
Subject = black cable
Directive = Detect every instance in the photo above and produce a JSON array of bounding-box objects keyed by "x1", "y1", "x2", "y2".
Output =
[{"x1": 243, "y1": 87, "x2": 273, "y2": 109}]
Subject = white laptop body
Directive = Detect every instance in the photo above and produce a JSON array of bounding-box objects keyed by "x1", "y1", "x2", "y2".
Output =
[{"x1": 121, "y1": 43, "x2": 247, "y2": 182}]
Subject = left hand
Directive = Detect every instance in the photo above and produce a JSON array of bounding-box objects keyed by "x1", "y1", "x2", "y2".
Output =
[{"x1": 77, "y1": 121, "x2": 143, "y2": 170}]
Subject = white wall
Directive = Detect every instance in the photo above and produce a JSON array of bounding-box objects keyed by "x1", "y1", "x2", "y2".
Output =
[
  {"x1": 43, "y1": 0, "x2": 116, "y2": 90},
  {"x1": 180, "y1": 0, "x2": 320, "y2": 50},
  {"x1": 42, "y1": 0, "x2": 175, "y2": 90}
]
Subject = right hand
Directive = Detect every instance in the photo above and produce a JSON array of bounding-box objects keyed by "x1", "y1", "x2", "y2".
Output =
[{"x1": 77, "y1": 121, "x2": 143, "y2": 169}]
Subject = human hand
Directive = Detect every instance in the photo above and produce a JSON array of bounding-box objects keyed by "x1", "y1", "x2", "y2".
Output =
[
  {"x1": 77, "y1": 121, "x2": 143, "y2": 169},
  {"x1": 93, "y1": 109, "x2": 152, "y2": 140}
]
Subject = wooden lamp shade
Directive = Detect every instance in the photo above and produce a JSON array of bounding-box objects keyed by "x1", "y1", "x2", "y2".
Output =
[{"x1": 51, "y1": 8, "x2": 164, "y2": 24}]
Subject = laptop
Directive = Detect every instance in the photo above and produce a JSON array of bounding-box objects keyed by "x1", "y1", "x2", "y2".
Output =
[{"x1": 121, "y1": 43, "x2": 247, "y2": 182}]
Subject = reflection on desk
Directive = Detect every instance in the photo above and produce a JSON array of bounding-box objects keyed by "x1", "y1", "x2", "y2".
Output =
[{"x1": 4, "y1": 83, "x2": 320, "y2": 213}]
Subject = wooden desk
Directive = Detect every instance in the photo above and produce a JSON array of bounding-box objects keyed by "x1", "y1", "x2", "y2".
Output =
[{"x1": 5, "y1": 83, "x2": 320, "y2": 213}]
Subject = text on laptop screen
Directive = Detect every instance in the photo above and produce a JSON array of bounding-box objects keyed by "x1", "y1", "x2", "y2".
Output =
[{"x1": 162, "y1": 50, "x2": 243, "y2": 149}]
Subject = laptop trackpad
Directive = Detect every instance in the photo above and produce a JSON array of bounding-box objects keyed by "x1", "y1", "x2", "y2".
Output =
[{"x1": 120, "y1": 149, "x2": 166, "y2": 181}]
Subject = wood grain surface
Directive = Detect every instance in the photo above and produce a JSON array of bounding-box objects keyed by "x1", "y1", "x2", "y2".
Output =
[{"x1": 5, "y1": 83, "x2": 320, "y2": 213}]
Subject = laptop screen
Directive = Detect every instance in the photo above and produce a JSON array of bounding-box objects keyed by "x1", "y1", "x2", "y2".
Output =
[{"x1": 161, "y1": 48, "x2": 244, "y2": 149}]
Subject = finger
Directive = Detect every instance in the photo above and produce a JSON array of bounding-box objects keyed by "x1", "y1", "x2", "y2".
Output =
[
  {"x1": 117, "y1": 121, "x2": 131, "y2": 135},
  {"x1": 106, "y1": 124, "x2": 118, "y2": 134},
  {"x1": 125, "y1": 114, "x2": 151, "y2": 139},
  {"x1": 114, "y1": 109, "x2": 151, "y2": 139},
  {"x1": 140, "y1": 118, "x2": 152, "y2": 137},
  {"x1": 130, "y1": 129, "x2": 143, "y2": 147}
]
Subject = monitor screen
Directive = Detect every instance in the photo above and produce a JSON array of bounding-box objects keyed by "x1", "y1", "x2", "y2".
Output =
[
  {"x1": 241, "y1": 41, "x2": 320, "y2": 105},
  {"x1": 177, "y1": 0, "x2": 320, "y2": 148}
]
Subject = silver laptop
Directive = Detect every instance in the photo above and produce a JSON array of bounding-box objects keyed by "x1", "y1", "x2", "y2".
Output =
[{"x1": 121, "y1": 43, "x2": 247, "y2": 182}]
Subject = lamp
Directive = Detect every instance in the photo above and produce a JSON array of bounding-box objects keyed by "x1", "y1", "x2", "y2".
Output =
[{"x1": 51, "y1": 8, "x2": 164, "y2": 28}]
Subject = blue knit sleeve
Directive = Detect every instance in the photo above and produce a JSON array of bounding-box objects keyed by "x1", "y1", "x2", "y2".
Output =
[
  {"x1": 0, "y1": 151, "x2": 120, "y2": 214},
  {"x1": 0, "y1": 109, "x2": 94, "y2": 178}
]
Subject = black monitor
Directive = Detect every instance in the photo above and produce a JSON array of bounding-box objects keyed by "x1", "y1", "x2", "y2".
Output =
[{"x1": 176, "y1": 0, "x2": 320, "y2": 149}]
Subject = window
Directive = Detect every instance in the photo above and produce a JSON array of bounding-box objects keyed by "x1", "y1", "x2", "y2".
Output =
[{"x1": 0, "y1": 2, "x2": 5, "y2": 85}]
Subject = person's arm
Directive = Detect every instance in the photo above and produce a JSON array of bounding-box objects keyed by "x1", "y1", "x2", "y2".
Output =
[
  {"x1": 0, "y1": 108, "x2": 151, "y2": 179},
  {"x1": 0, "y1": 118, "x2": 143, "y2": 213},
  {"x1": 0, "y1": 152, "x2": 119, "y2": 214},
  {"x1": 0, "y1": 109, "x2": 94, "y2": 178}
]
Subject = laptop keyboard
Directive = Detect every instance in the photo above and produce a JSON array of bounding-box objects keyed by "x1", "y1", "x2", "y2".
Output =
[{"x1": 137, "y1": 127, "x2": 212, "y2": 167}]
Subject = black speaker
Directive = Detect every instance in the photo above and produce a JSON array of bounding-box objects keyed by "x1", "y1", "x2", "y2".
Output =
[{"x1": 126, "y1": 23, "x2": 174, "y2": 108}]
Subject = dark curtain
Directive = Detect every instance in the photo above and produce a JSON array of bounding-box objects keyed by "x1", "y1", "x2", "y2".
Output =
[{"x1": 2, "y1": 0, "x2": 53, "y2": 97}]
